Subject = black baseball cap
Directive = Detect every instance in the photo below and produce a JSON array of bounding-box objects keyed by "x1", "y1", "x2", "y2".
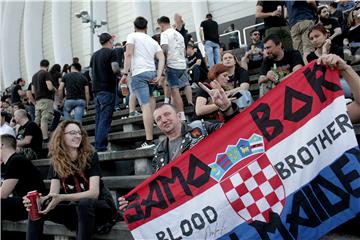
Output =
[{"x1": 99, "y1": 32, "x2": 113, "y2": 45}]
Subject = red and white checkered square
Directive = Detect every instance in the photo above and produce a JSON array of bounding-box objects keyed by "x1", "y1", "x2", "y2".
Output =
[{"x1": 220, "y1": 155, "x2": 285, "y2": 223}]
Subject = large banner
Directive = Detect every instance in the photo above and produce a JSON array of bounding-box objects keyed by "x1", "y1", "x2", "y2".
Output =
[{"x1": 123, "y1": 61, "x2": 360, "y2": 240}]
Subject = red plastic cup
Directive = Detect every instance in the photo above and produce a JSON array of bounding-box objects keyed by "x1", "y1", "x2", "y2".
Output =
[{"x1": 27, "y1": 190, "x2": 41, "y2": 221}]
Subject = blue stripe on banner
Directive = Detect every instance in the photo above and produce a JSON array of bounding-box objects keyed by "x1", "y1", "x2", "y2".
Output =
[{"x1": 219, "y1": 147, "x2": 360, "y2": 240}]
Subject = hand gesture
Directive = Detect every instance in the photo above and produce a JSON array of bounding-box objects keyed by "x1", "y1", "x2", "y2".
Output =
[
  {"x1": 118, "y1": 196, "x2": 129, "y2": 211},
  {"x1": 198, "y1": 80, "x2": 231, "y2": 111}
]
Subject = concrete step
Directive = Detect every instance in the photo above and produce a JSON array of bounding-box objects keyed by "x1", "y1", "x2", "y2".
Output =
[{"x1": 2, "y1": 220, "x2": 134, "y2": 240}]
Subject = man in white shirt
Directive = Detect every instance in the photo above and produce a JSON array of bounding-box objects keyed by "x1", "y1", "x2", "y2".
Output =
[
  {"x1": 158, "y1": 16, "x2": 192, "y2": 121},
  {"x1": 120, "y1": 16, "x2": 165, "y2": 149}
]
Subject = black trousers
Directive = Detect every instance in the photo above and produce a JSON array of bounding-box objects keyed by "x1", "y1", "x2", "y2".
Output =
[
  {"x1": 26, "y1": 198, "x2": 114, "y2": 240},
  {"x1": 1, "y1": 197, "x2": 28, "y2": 221}
]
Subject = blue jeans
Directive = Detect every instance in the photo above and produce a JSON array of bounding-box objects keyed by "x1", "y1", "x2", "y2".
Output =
[
  {"x1": 204, "y1": 40, "x2": 221, "y2": 68},
  {"x1": 115, "y1": 81, "x2": 120, "y2": 108},
  {"x1": 64, "y1": 99, "x2": 86, "y2": 122},
  {"x1": 94, "y1": 91, "x2": 115, "y2": 152},
  {"x1": 130, "y1": 71, "x2": 157, "y2": 105}
]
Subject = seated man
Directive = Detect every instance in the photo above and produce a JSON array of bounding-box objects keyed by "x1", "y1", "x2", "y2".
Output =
[
  {"x1": 242, "y1": 29, "x2": 265, "y2": 70},
  {"x1": 119, "y1": 80, "x2": 238, "y2": 208},
  {"x1": 1, "y1": 134, "x2": 46, "y2": 221},
  {"x1": 258, "y1": 34, "x2": 304, "y2": 97},
  {"x1": 14, "y1": 109, "x2": 43, "y2": 160},
  {"x1": 186, "y1": 42, "x2": 208, "y2": 85},
  {"x1": 0, "y1": 111, "x2": 15, "y2": 137}
]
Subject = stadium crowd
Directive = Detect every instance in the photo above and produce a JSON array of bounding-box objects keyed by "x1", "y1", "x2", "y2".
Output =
[{"x1": 1, "y1": 1, "x2": 360, "y2": 239}]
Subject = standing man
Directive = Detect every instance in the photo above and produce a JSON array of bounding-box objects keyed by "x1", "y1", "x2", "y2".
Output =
[
  {"x1": 286, "y1": 0, "x2": 317, "y2": 62},
  {"x1": 89, "y1": 32, "x2": 120, "y2": 152},
  {"x1": 32, "y1": 59, "x2": 55, "y2": 142},
  {"x1": 158, "y1": 16, "x2": 191, "y2": 121},
  {"x1": 256, "y1": 1, "x2": 293, "y2": 51},
  {"x1": 121, "y1": 16, "x2": 165, "y2": 149},
  {"x1": 200, "y1": 13, "x2": 221, "y2": 68},
  {"x1": 59, "y1": 63, "x2": 90, "y2": 122},
  {"x1": 11, "y1": 78, "x2": 26, "y2": 104}
]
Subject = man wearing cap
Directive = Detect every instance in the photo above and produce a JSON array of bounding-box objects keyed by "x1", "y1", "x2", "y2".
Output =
[{"x1": 89, "y1": 32, "x2": 120, "y2": 152}]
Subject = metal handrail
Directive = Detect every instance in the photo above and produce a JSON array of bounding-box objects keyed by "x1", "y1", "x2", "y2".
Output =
[
  {"x1": 242, "y1": 22, "x2": 264, "y2": 47},
  {"x1": 220, "y1": 30, "x2": 242, "y2": 47}
]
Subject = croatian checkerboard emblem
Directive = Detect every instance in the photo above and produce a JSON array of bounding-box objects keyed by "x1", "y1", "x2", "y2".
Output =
[{"x1": 209, "y1": 134, "x2": 286, "y2": 223}]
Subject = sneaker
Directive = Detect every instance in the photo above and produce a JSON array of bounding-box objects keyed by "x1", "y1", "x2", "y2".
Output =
[
  {"x1": 115, "y1": 106, "x2": 121, "y2": 112},
  {"x1": 129, "y1": 110, "x2": 142, "y2": 118},
  {"x1": 137, "y1": 141, "x2": 156, "y2": 149}
]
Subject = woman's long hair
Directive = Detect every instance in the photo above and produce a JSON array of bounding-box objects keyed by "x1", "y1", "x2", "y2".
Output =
[{"x1": 48, "y1": 120, "x2": 94, "y2": 178}]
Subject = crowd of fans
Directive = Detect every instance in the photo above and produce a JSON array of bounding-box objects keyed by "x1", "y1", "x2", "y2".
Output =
[{"x1": 1, "y1": 1, "x2": 360, "y2": 239}]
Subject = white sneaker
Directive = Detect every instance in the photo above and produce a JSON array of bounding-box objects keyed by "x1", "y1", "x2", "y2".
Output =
[
  {"x1": 137, "y1": 141, "x2": 156, "y2": 149},
  {"x1": 129, "y1": 110, "x2": 142, "y2": 118}
]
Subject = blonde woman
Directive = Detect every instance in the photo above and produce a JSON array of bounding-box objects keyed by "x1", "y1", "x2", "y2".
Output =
[{"x1": 24, "y1": 120, "x2": 117, "y2": 240}]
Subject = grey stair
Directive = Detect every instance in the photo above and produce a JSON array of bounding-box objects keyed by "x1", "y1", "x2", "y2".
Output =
[
  {"x1": 2, "y1": 220, "x2": 134, "y2": 240},
  {"x1": 33, "y1": 149, "x2": 154, "y2": 167}
]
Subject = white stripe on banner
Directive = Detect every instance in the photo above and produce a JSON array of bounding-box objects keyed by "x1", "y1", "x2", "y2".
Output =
[
  {"x1": 131, "y1": 184, "x2": 244, "y2": 240},
  {"x1": 266, "y1": 96, "x2": 357, "y2": 195},
  {"x1": 132, "y1": 96, "x2": 357, "y2": 239}
]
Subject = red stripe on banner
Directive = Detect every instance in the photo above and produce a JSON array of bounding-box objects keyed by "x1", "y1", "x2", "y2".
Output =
[{"x1": 124, "y1": 61, "x2": 342, "y2": 230}]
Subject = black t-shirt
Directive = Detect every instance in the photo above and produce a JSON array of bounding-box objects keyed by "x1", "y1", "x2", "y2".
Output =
[
  {"x1": 89, "y1": 48, "x2": 118, "y2": 93},
  {"x1": 3, "y1": 153, "x2": 46, "y2": 197},
  {"x1": 62, "y1": 72, "x2": 89, "y2": 100},
  {"x1": 257, "y1": 1, "x2": 287, "y2": 28},
  {"x1": 187, "y1": 50, "x2": 207, "y2": 72},
  {"x1": 306, "y1": 44, "x2": 344, "y2": 63},
  {"x1": 48, "y1": 153, "x2": 103, "y2": 194},
  {"x1": 27, "y1": 83, "x2": 35, "y2": 106},
  {"x1": 115, "y1": 47, "x2": 124, "y2": 69},
  {"x1": 16, "y1": 121, "x2": 43, "y2": 156},
  {"x1": 320, "y1": 17, "x2": 342, "y2": 45},
  {"x1": 260, "y1": 50, "x2": 304, "y2": 77},
  {"x1": 321, "y1": 17, "x2": 340, "y2": 36},
  {"x1": 348, "y1": 25, "x2": 360, "y2": 43},
  {"x1": 229, "y1": 67, "x2": 250, "y2": 88},
  {"x1": 11, "y1": 84, "x2": 22, "y2": 103},
  {"x1": 200, "y1": 19, "x2": 220, "y2": 44},
  {"x1": 50, "y1": 72, "x2": 62, "y2": 89},
  {"x1": 32, "y1": 70, "x2": 54, "y2": 100}
]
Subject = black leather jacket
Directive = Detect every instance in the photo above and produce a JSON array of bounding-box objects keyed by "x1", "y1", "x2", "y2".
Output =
[
  {"x1": 152, "y1": 102, "x2": 239, "y2": 173},
  {"x1": 152, "y1": 120, "x2": 221, "y2": 173}
]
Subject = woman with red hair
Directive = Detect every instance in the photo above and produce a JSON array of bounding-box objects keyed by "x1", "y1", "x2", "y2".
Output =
[
  {"x1": 306, "y1": 23, "x2": 343, "y2": 63},
  {"x1": 195, "y1": 64, "x2": 253, "y2": 122}
]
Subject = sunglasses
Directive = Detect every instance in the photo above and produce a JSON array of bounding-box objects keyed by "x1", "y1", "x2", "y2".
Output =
[{"x1": 252, "y1": 33, "x2": 260, "y2": 36}]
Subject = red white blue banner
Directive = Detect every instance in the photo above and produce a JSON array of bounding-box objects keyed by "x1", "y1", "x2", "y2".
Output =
[{"x1": 123, "y1": 61, "x2": 360, "y2": 239}]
